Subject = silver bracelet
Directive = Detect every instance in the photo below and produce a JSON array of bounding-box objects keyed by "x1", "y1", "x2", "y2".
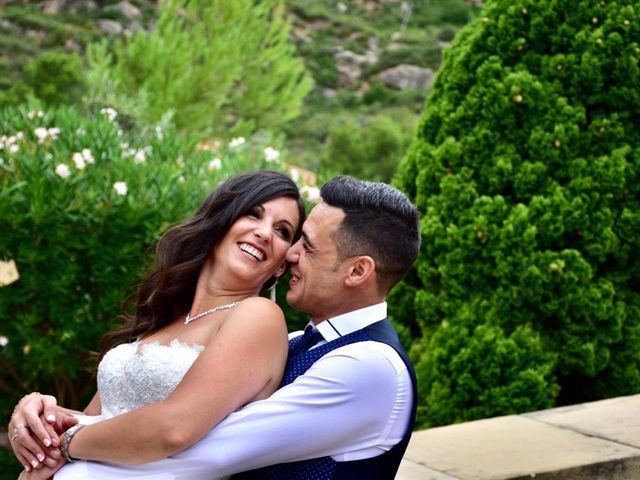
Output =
[{"x1": 60, "y1": 424, "x2": 85, "y2": 463}]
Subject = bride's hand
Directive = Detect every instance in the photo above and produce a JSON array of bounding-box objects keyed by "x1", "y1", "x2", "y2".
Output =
[{"x1": 8, "y1": 393, "x2": 66, "y2": 472}]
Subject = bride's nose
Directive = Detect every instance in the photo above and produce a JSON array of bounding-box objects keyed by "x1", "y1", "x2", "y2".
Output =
[{"x1": 253, "y1": 222, "x2": 271, "y2": 243}]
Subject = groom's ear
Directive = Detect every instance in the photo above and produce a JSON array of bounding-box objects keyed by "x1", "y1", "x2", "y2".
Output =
[{"x1": 344, "y1": 256, "x2": 375, "y2": 288}]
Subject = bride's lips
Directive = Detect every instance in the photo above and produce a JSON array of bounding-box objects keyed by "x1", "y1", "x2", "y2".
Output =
[{"x1": 238, "y1": 242, "x2": 266, "y2": 261}]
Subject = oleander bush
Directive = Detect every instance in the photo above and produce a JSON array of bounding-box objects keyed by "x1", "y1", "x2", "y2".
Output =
[
  {"x1": 0, "y1": 104, "x2": 305, "y2": 421},
  {"x1": 394, "y1": 0, "x2": 640, "y2": 427}
]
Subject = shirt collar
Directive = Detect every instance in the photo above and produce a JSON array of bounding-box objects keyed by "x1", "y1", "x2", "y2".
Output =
[{"x1": 308, "y1": 302, "x2": 387, "y2": 342}]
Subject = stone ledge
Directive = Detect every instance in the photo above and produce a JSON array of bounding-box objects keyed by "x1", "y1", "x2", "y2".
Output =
[{"x1": 398, "y1": 394, "x2": 640, "y2": 480}]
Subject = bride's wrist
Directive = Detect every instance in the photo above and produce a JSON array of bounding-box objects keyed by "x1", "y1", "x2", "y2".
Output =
[{"x1": 60, "y1": 424, "x2": 85, "y2": 462}]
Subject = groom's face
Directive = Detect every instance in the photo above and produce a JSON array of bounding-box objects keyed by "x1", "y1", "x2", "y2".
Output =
[{"x1": 285, "y1": 203, "x2": 350, "y2": 321}]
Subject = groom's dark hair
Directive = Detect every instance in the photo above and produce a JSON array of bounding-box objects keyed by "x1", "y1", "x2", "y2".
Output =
[{"x1": 320, "y1": 176, "x2": 420, "y2": 294}]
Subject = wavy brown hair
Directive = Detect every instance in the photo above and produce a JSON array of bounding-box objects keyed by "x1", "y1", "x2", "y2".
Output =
[{"x1": 101, "y1": 171, "x2": 305, "y2": 356}]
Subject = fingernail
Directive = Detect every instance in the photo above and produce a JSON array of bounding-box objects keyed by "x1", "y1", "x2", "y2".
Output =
[
  {"x1": 37, "y1": 453, "x2": 45, "y2": 462},
  {"x1": 24, "y1": 464, "x2": 31, "y2": 472},
  {"x1": 47, "y1": 414, "x2": 56, "y2": 422},
  {"x1": 43, "y1": 438, "x2": 51, "y2": 447},
  {"x1": 31, "y1": 460, "x2": 38, "y2": 468}
]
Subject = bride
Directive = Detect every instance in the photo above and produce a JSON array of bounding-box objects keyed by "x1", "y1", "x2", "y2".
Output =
[{"x1": 10, "y1": 170, "x2": 304, "y2": 479}]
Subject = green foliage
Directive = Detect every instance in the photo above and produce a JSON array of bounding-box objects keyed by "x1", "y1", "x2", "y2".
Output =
[
  {"x1": 85, "y1": 0, "x2": 313, "y2": 139},
  {"x1": 414, "y1": 0, "x2": 479, "y2": 27},
  {"x1": 415, "y1": 324, "x2": 557, "y2": 427},
  {"x1": 0, "y1": 447, "x2": 21, "y2": 479},
  {"x1": 321, "y1": 113, "x2": 414, "y2": 182},
  {"x1": 0, "y1": 104, "x2": 298, "y2": 419},
  {"x1": 23, "y1": 50, "x2": 86, "y2": 106},
  {"x1": 395, "y1": 0, "x2": 640, "y2": 427}
]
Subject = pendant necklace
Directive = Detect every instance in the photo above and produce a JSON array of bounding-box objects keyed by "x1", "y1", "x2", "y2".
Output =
[{"x1": 184, "y1": 301, "x2": 240, "y2": 325}]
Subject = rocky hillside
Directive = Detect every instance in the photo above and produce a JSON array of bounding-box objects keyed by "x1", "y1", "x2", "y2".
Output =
[{"x1": 0, "y1": 0, "x2": 481, "y2": 177}]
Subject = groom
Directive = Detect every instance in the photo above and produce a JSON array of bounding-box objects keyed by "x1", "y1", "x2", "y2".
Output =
[{"x1": 11, "y1": 175, "x2": 420, "y2": 479}]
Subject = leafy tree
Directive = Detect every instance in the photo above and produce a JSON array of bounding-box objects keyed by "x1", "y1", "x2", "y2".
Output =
[
  {"x1": 394, "y1": 0, "x2": 640, "y2": 427},
  {"x1": 85, "y1": 0, "x2": 312, "y2": 138}
]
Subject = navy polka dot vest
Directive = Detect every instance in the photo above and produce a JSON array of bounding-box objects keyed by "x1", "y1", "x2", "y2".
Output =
[{"x1": 233, "y1": 318, "x2": 417, "y2": 480}]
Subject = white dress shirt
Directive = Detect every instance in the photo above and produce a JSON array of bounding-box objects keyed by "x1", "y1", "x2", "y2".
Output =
[{"x1": 175, "y1": 301, "x2": 413, "y2": 476}]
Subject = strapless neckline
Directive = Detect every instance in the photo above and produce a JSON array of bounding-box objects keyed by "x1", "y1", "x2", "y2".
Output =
[{"x1": 97, "y1": 338, "x2": 205, "y2": 419}]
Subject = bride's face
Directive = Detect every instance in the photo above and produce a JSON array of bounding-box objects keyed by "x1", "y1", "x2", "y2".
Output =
[{"x1": 212, "y1": 196, "x2": 301, "y2": 289}]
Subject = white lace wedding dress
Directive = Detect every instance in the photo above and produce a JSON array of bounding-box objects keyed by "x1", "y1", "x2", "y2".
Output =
[{"x1": 55, "y1": 339, "x2": 226, "y2": 479}]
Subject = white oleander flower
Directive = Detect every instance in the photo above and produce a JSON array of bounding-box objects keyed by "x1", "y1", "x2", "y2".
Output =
[
  {"x1": 28, "y1": 110, "x2": 44, "y2": 120},
  {"x1": 0, "y1": 336, "x2": 8, "y2": 347},
  {"x1": 113, "y1": 181, "x2": 128, "y2": 196},
  {"x1": 34, "y1": 127, "x2": 48, "y2": 141},
  {"x1": 100, "y1": 108, "x2": 118, "y2": 122},
  {"x1": 134, "y1": 149, "x2": 146, "y2": 164},
  {"x1": 289, "y1": 167, "x2": 300, "y2": 182},
  {"x1": 82, "y1": 148, "x2": 95, "y2": 164},
  {"x1": 208, "y1": 158, "x2": 222, "y2": 171},
  {"x1": 55, "y1": 164, "x2": 71, "y2": 178},
  {"x1": 35, "y1": 127, "x2": 61, "y2": 144},
  {"x1": 301, "y1": 185, "x2": 321, "y2": 203},
  {"x1": 229, "y1": 137, "x2": 246, "y2": 148},
  {"x1": 72, "y1": 152, "x2": 86, "y2": 170},
  {"x1": 264, "y1": 147, "x2": 280, "y2": 163}
]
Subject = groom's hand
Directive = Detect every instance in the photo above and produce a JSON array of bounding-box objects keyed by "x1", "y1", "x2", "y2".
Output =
[
  {"x1": 17, "y1": 459, "x2": 64, "y2": 480},
  {"x1": 8, "y1": 393, "x2": 71, "y2": 472}
]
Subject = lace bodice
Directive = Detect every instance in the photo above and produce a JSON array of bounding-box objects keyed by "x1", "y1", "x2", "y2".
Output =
[{"x1": 97, "y1": 339, "x2": 204, "y2": 419}]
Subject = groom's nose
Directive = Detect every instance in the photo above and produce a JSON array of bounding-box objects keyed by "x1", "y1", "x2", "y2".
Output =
[{"x1": 286, "y1": 239, "x2": 301, "y2": 263}]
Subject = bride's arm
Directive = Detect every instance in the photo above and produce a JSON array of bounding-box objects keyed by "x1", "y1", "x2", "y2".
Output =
[{"x1": 67, "y1": 297, "x2": 288, "y2": 464}]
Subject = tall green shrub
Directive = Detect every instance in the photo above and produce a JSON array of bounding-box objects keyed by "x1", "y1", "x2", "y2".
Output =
[
  {"x1": 85, "y1": 0, "x2": 312, "y2": 139},
  {"x1": 394, "y1": 0, "x2": 640, "y2": 427},
  {"x1": 0, "y1": 104, "x2": 296, "y2": 419}
]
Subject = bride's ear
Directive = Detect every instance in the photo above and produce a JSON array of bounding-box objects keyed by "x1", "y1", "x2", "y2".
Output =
[{"x1": 275, "y1": 261, "x2": 287, "y2": 278}]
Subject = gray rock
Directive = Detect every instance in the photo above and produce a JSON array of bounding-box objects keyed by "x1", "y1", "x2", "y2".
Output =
[
  {"x1": 377, "y1": 64, "x2": 434, "y2": 90},
  {"x1": 42, "y1": 0, "x2": 66, "y2": 15},
  {"x1": 97, "y1": 19, "x2": 124, "y2": 36},
  {"x1": 110, "y1": 1, "x2": 142, "y2": 21}
]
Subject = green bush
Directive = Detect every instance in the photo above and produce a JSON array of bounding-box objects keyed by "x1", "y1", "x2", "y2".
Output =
[
  {"x1": 0, "y1": 104, "x2": 300, "y2": 419},
  {"x1": 85, "y1": 0, "x2": 313, "y2": 139},
  {"x1": 394, "y1": 0, "x2": 640, "y2": 427},
  {"x1": 23, "y1": 50, "x2": 86, "y2": 106},
  {"x1": 413, "y1": 0, "x2": 479, "y2": 27},
  {"x1": 415, "y1": 323, "x2": 557, "y2": 427},
  {"x1": 321, "y1": 113, "x2": 413, "y2": 182}
]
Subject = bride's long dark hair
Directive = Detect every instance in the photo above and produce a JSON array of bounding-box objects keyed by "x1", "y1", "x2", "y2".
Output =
[{"x1": 101, "y1": 170, "x2": 305, "y2": 356}]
